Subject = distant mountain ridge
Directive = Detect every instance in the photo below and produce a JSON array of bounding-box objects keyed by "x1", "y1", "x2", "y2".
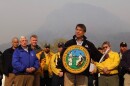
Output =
[
  {"x1": 0, "y1": 32, "x2": 130, "y2": 52},
  {"x1": 0, "y1": 3, "x2": 130, "y2": 52}
]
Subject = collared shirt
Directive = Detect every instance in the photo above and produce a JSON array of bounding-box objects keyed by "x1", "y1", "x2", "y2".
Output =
[
  {"x1": 36, "y1": 51, "x2": 54, "y2": 76},
  {"x1": 95, "y1": 51, "x2": 120, "y2": 74},
  {"x1": 119, "y1": 52, "x2": 122, "y2": 59},
  {"x1": 76, "y1": 40, "x2": 83, "y2": 45},
  {"x1": 51, "y1": 52, "x2": 62, "y2": 75},
  {"x1": 24, "y1": 48, "x2": 28, "y2": 52}
]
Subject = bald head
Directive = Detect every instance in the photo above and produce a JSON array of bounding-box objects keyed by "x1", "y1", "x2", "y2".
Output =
[{"x1": 12, "y1": 37, "x2": 19, "y2": 49}]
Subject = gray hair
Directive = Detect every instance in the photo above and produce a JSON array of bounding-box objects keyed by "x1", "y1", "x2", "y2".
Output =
[{"x1": 20, "y1": 36, "x2": 27, "y2": 41}]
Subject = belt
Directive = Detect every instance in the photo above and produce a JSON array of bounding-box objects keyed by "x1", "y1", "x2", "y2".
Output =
[
  {"x1": 101, "y1": 74, "x2": 118, "y2": 76},
  {"x1": 16, "y1": 72, "x2": 34, "y2": 75}
]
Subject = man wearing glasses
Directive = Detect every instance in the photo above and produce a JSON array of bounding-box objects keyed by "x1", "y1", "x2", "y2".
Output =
[{"x1": 94, "y1": 41, "x2": 120, "y2": 86}]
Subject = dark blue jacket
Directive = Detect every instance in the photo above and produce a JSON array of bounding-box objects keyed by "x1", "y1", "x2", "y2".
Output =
[
  {"x1": 121, "y1": 49, "x2": 130, "y2": 73},
  {"x1": 12, "y1": 45, "x2": 39, "y2": 74},
  {"x1": 60, "y1": 35, "x2": 102, "y2": 76}
]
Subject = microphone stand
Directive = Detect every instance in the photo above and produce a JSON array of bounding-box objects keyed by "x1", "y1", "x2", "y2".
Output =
[
  {"x1": 98, "y1": 48, "x2": 110, "y2": 77},
  {"x1": 74, "y1": 74, "x2": 76, "y2": 86}
]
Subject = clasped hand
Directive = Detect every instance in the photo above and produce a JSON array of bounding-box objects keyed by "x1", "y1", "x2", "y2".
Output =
[{"x1": 26, "y1": 67, "x2": 36, "y2": 73}]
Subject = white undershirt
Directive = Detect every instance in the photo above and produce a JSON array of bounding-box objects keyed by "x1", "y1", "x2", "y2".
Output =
[
  {"x1": 22, "y1": 47, "x2": 28, "y2": 52},
  {"x1": 76, "y1": 40, "x2": 83, "y2": 45}
]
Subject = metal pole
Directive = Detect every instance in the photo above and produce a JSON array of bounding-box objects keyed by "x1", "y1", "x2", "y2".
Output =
[{"x1": 74, "y1": 74, "x2": 76, "y2": 86}]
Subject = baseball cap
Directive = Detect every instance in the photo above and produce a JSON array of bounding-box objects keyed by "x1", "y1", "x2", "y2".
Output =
[
  {"x1": 58, "y1": 42, "x2": 64, "y2": 48},
  {"x1": 120, "y1": 42, "x2": 127, "y2": 47},
  {"x1": 44, "y1": 43, "x2": 50, "y2": 48}
]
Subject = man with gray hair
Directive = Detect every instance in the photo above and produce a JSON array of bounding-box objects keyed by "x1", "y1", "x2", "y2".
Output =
[
  {"x1": 12, "y1": 36, "x2": 39, "y2": 86},
  {"x1": 2, "y1": 37, "x2": 19, "y2": 86},
  {"x1": 95, "y1": 41, "x2": 120, "y2": 86}
]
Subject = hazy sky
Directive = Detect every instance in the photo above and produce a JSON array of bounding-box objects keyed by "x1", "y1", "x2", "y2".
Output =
[{"x1": 0, "y1": 0, "x2": 130, "y2": 44}]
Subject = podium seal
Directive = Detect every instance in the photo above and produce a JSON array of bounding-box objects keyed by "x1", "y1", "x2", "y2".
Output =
[{"x1": 62, "y1": 45, "x2": 90, "y2": 74}]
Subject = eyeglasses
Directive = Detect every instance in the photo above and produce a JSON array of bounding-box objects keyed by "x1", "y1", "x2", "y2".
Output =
[{"x1": 103, "y1": 46, "x2": 108, "y2": 49}]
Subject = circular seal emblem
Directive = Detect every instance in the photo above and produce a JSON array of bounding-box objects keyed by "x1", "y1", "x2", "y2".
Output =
[{"x1": 62, "y1": 45, "x2": 90, "y2": 74}]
